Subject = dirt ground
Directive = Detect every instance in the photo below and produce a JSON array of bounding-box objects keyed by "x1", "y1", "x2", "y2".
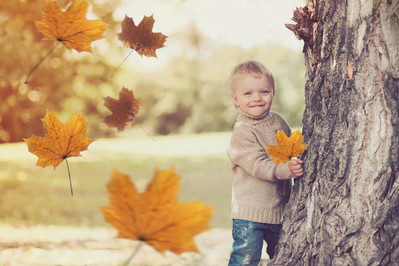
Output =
[{"x1": 0, "y1": 224, "x2": 270, "y2": 265}]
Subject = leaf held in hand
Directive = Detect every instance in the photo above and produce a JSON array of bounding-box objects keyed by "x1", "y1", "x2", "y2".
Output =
[
  {"x1": 24, "y1": 111, "x2": 94, "y2": 169},
  {"x1": 36, "y1": 0, "x2": 107, "y2": 52},
  {"x1": 101, "y1": 167, "x2": 213, "y2": 255},
  {"x1": 104, "y1": 87, "x2": 141, "y2": 131},
  {"x1": 118, "y1": 15, "x2": 167, "y2": 58},
  {"x1": 266, "y1": 130, "x2": 307, "y2": 164}
]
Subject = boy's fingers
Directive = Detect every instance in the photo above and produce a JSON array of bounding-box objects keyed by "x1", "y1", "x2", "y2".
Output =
[
  {"x1": 294, "y1": 172, "x2": 303, "y2": 178},
  {"x1": 295, "y1": 168, "x2": 303, "y2": 174},
  {"x1": 293, "y1": 163, "x2": 303, "y2": 169}
]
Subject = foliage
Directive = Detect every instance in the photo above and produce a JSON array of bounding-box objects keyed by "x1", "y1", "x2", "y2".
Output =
[
  {"x1": 24, "y1": 111, "x2": 94, "y2": 169},
  {"x1": 101, "y1": 167, "x2": 213, "y2": 254},
  {"x1": 266, "y1": 129, "x2": 307, "y2": 164},
  {"x1": 103, "y1": 87, "x2": 140, "y2": 131}
]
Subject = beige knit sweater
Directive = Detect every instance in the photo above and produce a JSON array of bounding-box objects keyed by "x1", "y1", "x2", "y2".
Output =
[{"x1": 227, "y1": 110, "x2": 294, "y2": 224}]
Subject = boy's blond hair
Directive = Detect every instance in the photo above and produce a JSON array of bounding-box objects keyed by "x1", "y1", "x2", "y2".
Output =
[{"x1": 229, "y1": 60, "x2": 275, "y2": 94}]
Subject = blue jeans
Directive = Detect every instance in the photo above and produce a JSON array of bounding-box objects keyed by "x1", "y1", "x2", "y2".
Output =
[{"x1": 228, "y1": 219, "x2": 282, "y2": 266}]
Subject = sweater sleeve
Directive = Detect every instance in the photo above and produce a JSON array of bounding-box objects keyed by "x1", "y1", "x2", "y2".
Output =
[{"x1": 227, "y1": 124, "x2": 294, "y2": 181}]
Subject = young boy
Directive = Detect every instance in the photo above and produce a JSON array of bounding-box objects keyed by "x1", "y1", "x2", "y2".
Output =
[{"x1": 227, "y1": 60, "x2": 303, "y2": 265}]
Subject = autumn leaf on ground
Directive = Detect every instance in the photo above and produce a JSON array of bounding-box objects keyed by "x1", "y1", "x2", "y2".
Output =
[
  {"x1": 104, "y1": 87, "x2": 141, "y2": 131},
  {"x1": 101, "y1": 167, "x2": 213, "y2": 259},
  {"x1": 24, "y1": 111, "x2": 94, "y2": 195},
  {"x1": 266, "y1": 130, "x2": 307, "y2": 164},
  {"x1": 25, "y1": 0, "x2": 107, "y2": 83},
  {"x1": 111, "y1": 15, "x2": 167, "y2": 77}
]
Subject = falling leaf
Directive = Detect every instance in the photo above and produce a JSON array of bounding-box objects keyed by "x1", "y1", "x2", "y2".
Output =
[
  {"x1": 118, "y1": 15, "x2": 167, "y2": 58},
  {"x1": 36, "y1": 0, "x2": 106, "y2": 52},
  {"x1": 25, "y1": 0, "x2": 107, "y2": 84},
  {"x1": 266, "y1": 130, "x2": 307, "y2": 164},
  {"x1": 24, "y1": 111, "x2": 94, "y2": 169},
  {"x1": 104, "y1": 87, "x2": 141, "y2": 131},
  {"x1": 101, "y1": 167, "x2": 213, "y2": 255},
  {"x1": 111, "y1": 15, "x2": 167, "y2": 77},
  {"x1": 24, "y1": 111, "x2": 94, "y2": 195}
]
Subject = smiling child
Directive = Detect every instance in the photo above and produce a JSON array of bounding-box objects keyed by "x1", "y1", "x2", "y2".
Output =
[{"x1": 227, "y1": 60, "x2": 303, "y2": 265}]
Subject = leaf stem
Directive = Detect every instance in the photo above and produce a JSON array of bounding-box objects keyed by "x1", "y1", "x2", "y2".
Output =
[
  {"x1": 24, "y1": 42, "x2": 60, "y2": 84},
  {"x1": 138, "y1": 123, "x2": 155, "y2": 141},
  {"x1": 65, "y1": 158, "x2": 73, "y2": 196},
  {"x1": 111, "y1": 49, "x2": 135, "y2": 78},
  {"x1": 121, "y1": 241, "x2": 144, "y2": 266}
]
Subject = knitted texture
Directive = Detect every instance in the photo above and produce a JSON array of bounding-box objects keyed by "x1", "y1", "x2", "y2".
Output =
[{"x1": 227, "y1": 110, "x2": 294, "y2": 224}]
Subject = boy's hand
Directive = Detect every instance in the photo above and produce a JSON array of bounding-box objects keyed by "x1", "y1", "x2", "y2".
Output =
[{"x1": 288, "y1": 159, "x2": 304, "y2": 178}]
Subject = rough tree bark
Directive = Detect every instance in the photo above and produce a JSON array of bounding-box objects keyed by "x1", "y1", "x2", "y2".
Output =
[{"x1": 273, "y1": 0, "x2": 399, "y2": 265}]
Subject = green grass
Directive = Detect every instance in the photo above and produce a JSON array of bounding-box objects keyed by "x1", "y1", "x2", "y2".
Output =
[{"x1": 0, "y1": 132, "x2": 233, "y2": 228}]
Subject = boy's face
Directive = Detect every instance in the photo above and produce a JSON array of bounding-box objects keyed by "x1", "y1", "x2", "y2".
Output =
[{"x1": 232, "y1": 73, "x2": 275, "y2": 118}]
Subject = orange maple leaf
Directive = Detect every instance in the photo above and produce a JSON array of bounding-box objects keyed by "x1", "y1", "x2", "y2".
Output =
[
  {"x1": 266, "y1": 130, "x2": 307, "y2": 164},
  {"x1": 35, "y1": 0, "x2": 107, "y2": 52},
  {"x1": 25, "y1": 0, "x2": 107, "y2": 84},
  {"x1": 24, "y1": 111, "x2": 94, "y2": 169},
  {"x1": 104, "y1": 87, "x2": 141, "y2": 131},
  {"x1": 101, "y1": 167, "x2": 213, "y2": 255},
  {"x1": 118, "y1": 15, "x2": 167, "y2": 58}
]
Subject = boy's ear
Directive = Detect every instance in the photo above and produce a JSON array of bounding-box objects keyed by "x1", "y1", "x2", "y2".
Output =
[{"x1": 231, "y1": 93, "x2": 239, "y2": 107}]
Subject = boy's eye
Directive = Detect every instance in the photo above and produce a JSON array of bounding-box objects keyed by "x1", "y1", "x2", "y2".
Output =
[
  {"x1": 261, "y1": 90, "x2": 269, "y2": 94},
  {"x1": 244, "y1": 91, "x2": 252, "y2": 96}
]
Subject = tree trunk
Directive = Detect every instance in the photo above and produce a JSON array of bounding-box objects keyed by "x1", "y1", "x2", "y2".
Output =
[{"x1": 273, "y1": 0, "x2": 399, "y2": 265}]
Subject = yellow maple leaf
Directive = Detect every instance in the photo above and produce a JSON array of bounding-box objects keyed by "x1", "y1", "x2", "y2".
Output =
[
  {"x1": 266, "y1": 130, "x2": 307, "y2": 164},
  {"x1": 35, "y1": 0, "x2": 106, "y2": 52},
  {"x1": 24, "y1": 111, "x2": 94, "y2": 169},
  {"x1": 101, "y1": 167, "x2": 213, "y2": 255},
  {"x1": 25, "y1": 0, "x2": 107, "y2": 83}
]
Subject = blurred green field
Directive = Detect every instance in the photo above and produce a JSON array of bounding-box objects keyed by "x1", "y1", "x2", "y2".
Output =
[{"x1": 0, "y1": 132, "x2": 233, "y2": 229}]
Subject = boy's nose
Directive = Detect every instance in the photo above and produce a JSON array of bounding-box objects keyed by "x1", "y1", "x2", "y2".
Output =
[{"x1": 254, "y1": 93, "x2": 262, "y2": 100}]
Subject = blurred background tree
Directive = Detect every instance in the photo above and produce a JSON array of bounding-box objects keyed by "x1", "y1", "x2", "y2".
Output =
[{"x1": 0, "y1": 0, "x2": 305, "y2": 143}]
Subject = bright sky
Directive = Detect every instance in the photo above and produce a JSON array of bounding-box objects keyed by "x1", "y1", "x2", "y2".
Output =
[{"x1": 113, "y1": 0, "x2": 305, "y2": 67}]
